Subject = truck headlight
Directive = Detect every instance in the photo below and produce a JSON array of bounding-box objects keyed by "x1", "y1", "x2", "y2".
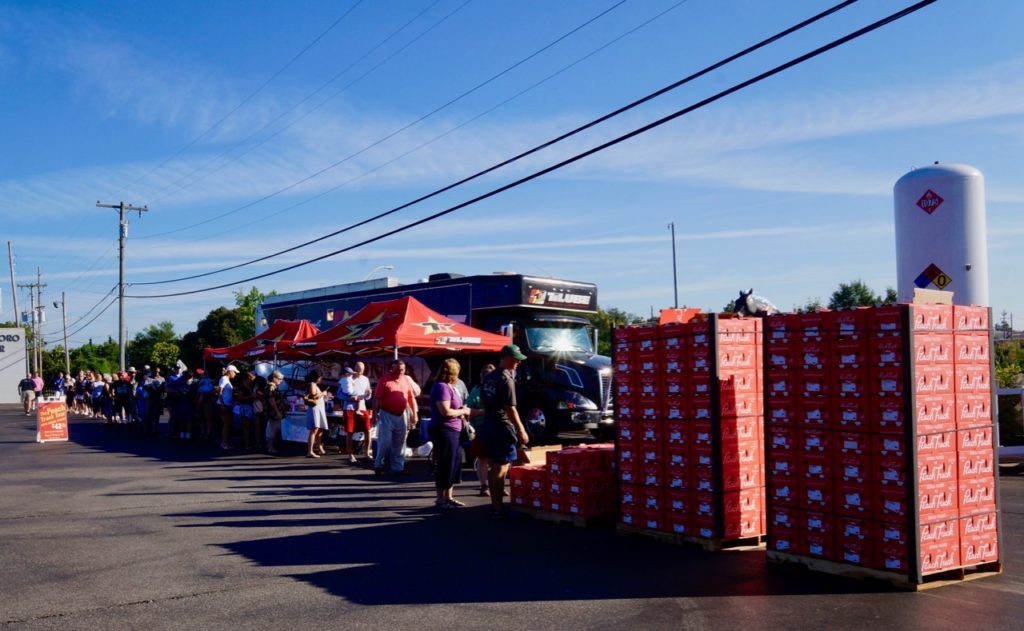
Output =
[{"x1": 556, "y1": 391, "x2": 598, "y2": 410}]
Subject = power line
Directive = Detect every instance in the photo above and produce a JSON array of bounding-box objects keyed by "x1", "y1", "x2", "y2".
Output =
[
  {"x1": 151, "y1": 0, "x2": 694, "y2": 247},
  {"x1": 104, "y1": 0, "x2": 366, "y2": 200},
  {"x1": 134, "y1": 0, "x2": 854, "y2": 287},
  {"x1": 134, "y1": 0, "x2": 628, "y2": 239},
  {"x1": 141, "y1": 0, "x2": 452, "y2": 209},
  {"x1": 127, "y1": 0, "x2": 937, "y2": 300}
]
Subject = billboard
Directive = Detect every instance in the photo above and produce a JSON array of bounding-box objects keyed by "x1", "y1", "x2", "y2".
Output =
[{"x1": 0, "y1": 327, "x2": 27, "y2": 404}]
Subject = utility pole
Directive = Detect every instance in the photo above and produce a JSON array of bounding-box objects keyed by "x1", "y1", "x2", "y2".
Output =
[
  {"x1": 17, "y1": 274, "x2": 45, "y2": 374},
  {"x1": 7, "y1": 241, "x2": 27, "y2": 374},
  {"x1": 35, "y1": 267, "x2": 43, "y2": 373},
  {"x1": 668, "y1": 222, "x2": 679, "y2": 309},
  {"x1": 96, "y1": 200, "x2": 148, "y2": 371},
  {"x1": 58, "y1": 292, "x2": 69, "y2": 376}
]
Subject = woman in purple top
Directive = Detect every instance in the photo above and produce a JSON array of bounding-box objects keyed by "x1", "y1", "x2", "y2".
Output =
[{"x1": 430, "y1": 358, "x2": 471, "y2": 508}]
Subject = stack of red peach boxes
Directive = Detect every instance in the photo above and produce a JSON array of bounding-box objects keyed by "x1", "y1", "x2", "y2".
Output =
[
  {"x1": 765, "y1": 304, "x2": 1001, "y2": 584},
  {"x1": 614, "y1": 313, "x2": 765, "y2": 544},
  {"x1": 508, "y1": 444, "x2": 617, "y2": 519}
]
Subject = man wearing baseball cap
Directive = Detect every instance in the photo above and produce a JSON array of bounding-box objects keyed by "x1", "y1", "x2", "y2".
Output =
[
  {"x1": 218, "y1": 365, "x2": 238, "y2": 450},
  {"x1": 478, "y1": 344, "x2": 529, "y2": 517}
]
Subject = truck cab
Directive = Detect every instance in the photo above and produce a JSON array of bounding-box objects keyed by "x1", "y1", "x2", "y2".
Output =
[{"x1": 508, "y1": 313, "x2": 613, "y2": 441}]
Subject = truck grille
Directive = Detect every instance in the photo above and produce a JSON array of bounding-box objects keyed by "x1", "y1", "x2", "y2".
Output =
[{"x1": 599, "y1": 372, "x2": 613, "y2": 412}]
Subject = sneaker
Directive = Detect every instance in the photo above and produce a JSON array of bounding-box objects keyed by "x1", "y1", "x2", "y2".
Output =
[
  {"x1": 349, "y1": 454, "x2": 357, "y2": 464},
  {"x1": 447, "y1": 499, "x2": 466, "y2": 507},
  {"x1": 478, "y1": 487, "x2": 490, "y2": 497}
]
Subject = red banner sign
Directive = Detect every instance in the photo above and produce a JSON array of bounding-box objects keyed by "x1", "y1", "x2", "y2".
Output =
[{"x1": 37, "y1": 400, "x2": 69, "y2": 443}]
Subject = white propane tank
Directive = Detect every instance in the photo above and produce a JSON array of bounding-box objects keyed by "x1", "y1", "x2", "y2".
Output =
[{"x1": 893, "y1": 163, "x2": 988, "y2": 306}]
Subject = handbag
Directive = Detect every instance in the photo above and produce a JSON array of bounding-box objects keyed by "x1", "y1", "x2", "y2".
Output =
[{"x1": 460, "y1": 418, "x2": 476, "y2": 443}]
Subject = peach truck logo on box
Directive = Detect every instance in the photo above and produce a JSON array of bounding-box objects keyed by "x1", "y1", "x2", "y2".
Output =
[{"x1": 37, "y1": 400, "x2": 69, "y2": 443}]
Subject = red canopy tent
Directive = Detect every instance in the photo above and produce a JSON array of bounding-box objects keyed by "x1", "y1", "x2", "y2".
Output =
[
  {"x1": 278, "y1": 296, "x2": 509, "y2": 359},
  {"x1": 203, "y1": 319, "x2": 320, "y2": 362}
]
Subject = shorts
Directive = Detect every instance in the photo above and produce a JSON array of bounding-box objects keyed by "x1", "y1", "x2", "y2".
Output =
[
  {"x1": 479, "y1": 420, "x2": 518, "y2": 464},
  {"x1": 21, "y1": 391, "x2": 35, "y2": 403},
  {"x1": 345, "y1": 409, "x2": 370, "y2": 434}
]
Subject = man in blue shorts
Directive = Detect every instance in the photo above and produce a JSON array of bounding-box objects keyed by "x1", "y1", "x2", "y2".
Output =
[{"x1": 479, "y1": 344, "x2": 529, "y2": 517}]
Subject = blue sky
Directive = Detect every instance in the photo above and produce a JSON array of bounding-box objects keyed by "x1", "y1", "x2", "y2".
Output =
[{"x1": 2, "y1": 0, "x2": 1024, "y2": 348}]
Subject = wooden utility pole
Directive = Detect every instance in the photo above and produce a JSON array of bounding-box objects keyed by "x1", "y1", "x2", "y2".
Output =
[
  {"x1": 96, "y1": 201, "x2": 148, "y2": 371},
  {"x1": 7, "y1": 241, "x2": 27, "y2": 374},
  {"x1": 17, "y1": 273, "x2": 45, "y2": 374}
]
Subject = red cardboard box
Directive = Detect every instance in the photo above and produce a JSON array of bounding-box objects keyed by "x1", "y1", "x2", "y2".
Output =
[
  {"x1": 617, "y1": 444, "x2": 638, "y2": 469},
  {"x1": 954, "y1": 333, "x2": 990, "y2": 364},
  {"x1": 769, "y1": 525, "x2": 800, "y2": 554},
  {"x1": 694, "y1": 491, "x2": 716, "y2": 517},
  {"x1": 618, "y1": 460, "x2": 639, "y2": 485},
  {"x1": 799, "y1": 370, "x2": 831, "y2": 398},
  {"x1": 617, "y1": 419, "x2": 637, "y2": 444},
  {"x1": 769, "y1": 450, "x2": 798, "y2": 480},
  {"x1": 692, "y1": 422, "x2": 713, "y2": 448},
  {"x1": 718, "y1": 344, "x2": 758, "y2": 371},
  {"x1": 769, "y1": 426, "x2": 797, "y2": 452},
  {"x1": 797, "y1": 312, "x2": 827, "y2": 341},
  {"x1": 768, "y1": 477, "x2": 797, "y2": 506},
  {"x1": 873, "y1": 396, "x2": 907, "y2": 434},
  {"x1": 868, "y1": 306, "x2": 904, "y2": 336},
  {"x1": 837, "y1": 431, "x2": 870, "y2": 455},
  {"x1": 641, "y1": 462, "x2": 664, "y2": 487},
  {"x1": 722, "y1": 416, "x2": 761, "y2": 444},
  {"x1": 771, "y1": 506, "x2": 799, "y2": 530},
  {"x1": 620, "y1": 484, "x2": 639, "y2": 509},
  {"x1": 959, "y1": 476, "x2": 997, "y2": 515},
  {"x1": 663, "y1": 374, "x2": 686, "y2": 397},
  {"x1": 915, "y1": 365, "x2": 955, "y2": 396},
  {"x1": 640, "y1": 444, "x2": 664, "y2": 467},
  {"x1": 954, "y1": 305, "x2": 989, "y2": 331},
  {"x1": 798, "y1": 339, "x2": 830, "y2": 370},
  {"x1": 834, "y1": 338, "x2": 867, "y2": 368},
  {"x1": 836, "y1": 480, "x2": 872, "y2": 517},
  {"x1": 918, "y1": 451, "x2": 957, "y2": 485},
  {"x1": 916, "y1": 431, "x2": 954, "y2": 455},
  {"x1": 955, "y1": 364, "x2": 992, "y2": 395},
  {"x1": 691, "y1": 396, "x2": 714, "y2": 420},
  {"x1": 717, "y1": 316, "x2": 761, "y2": 341},
  {"x1": 838, "y1": 537, "x2": 873, "y2": 567},
  {"x1": 620, "y1": 504, "x2": 639, "y2": 527},
  {"x1": 916, "y1": 394, "x2": 956, "y2": 434},
  {"x1": 799, "y1": 427, "x2": 831, "y2": 454},
  {"x1": 723, "y1": 511, "x2": 763, "y2": 539},
  {"x1": 830, "y1": 308, "x2": 868, "y2": 338},
  {"x1": 911, "y1": 304, "x2": 953, "y2": 332},
  {"x1": 877, "y1": 521, "x2": 908, "y2": 547},
  {"x1": 834, "y1": 397, "x2": 870, "y2": 430},
  {"x1": 641, "y1": 510, "x2": 666, "y2": 532},
  {"x1": 800, "y1": 453, "x2": 834, "y2": 481},
  {"x1": 689, "y1": 346, "x2": 712, "y2": 372},
  {"x1": 641, "y1": 486, "x2": 664, "y2": 512},
  {"x1": 803, "y1": 510, "x2": 834, "y2": 535},
  {"x1": 920, "y1": 519, "x2": 960, "y2": 575},
  {"x1": 720, "y1": 391, "x2": 761, "y2": 418},
  {"x1": 616, "y1": 397, "x2": 638, "y2": 421},
  {"x1": 692, "y1": 516, "x2": 717, "y2": 540},
  {"x1": 802, "y1": 531, "x2": 835, "y2": 561},
  {"x1": 959, "y1": 512, "x2": 999, "y2": 565},
  {"x1": 766, "y1": 371, "x2": 796, "y2": 398},
  {"x1": 875, "y1": 433, "x2": 907, "y2": 457},
  {"x1": 837, "y1": 452, "x2": 871, "y2": 484},
  {"x1": 798, "y1": 398, "x2": 832, "y2": 427},
  {"x1": 876, "y1": 544, "x2": 910, "y2": 573},
  {"x1": 639, "y1": 421, "x2": 661, "y2": 448},
  {"x1": 873, "y1": 366, "x2": 905, "y2": 397},
  {"x1": 693, "y1": 465, "x2": 715, "y2": 492},
  {"x1": 835, "y1": 369, "x2": 868, "y2": 398},
  {"x1": 875, "y1": 454, "x2": 906, "y2": 487},
  {"x1": 691, "y1": 373, "x2": 713, "y2": 396},
  {"x1": 638, "y1": 398, "x2": 660, "y2": 421},
  {"x1": 689, "y1": 319, "x2": 711, "y2": 345},
  {"x1": 956, "y1": 394, "x2": 993, "y2": 429},
  {"x1": 919, "y1": 480, "x2": 959, "y2": 523},
  {"x1": 666, "y1": 489, "x2": 691, "y2": 515},
  {"x1": 767, "y1": 397, "x2": 798, "y2": 426},
  {"x1": 957, "y1": 426, "x2": 993, "y2": 451},
  {"x1": 766, "y1": 314, "x2": 793, "y2": 345},
  {"x1": 665, "y1": 421, "x2": 687, "y2": 448},
  {"x1": 913, "y1": 333, "x2": 954, "y2": 365},
  {"x1": 768, "y1": 346, "x2": 796, "y2": 371},
  {"x1": 801, "y1": 478, "x2": 833, "y2": 511},
  {"x1": 876, "y1": 486, "x2": 909, "y2": 522},
  {"x1": 661, "y1": 348, "x2": 686, "y2": 374},
  {"x1": 637, "y1": 373, "x2": 660, "y2": 399},
  {"x1": 870, "y1": 336, "x2": 904, "y2": 367}
]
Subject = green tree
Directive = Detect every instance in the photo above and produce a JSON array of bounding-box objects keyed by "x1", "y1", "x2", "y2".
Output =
[
  {"x1": 827, "y1": 280, "x2": 880, "y2": 309},
  {"x1": 178, "y1": 306, "x2": 248, "y2": 368},
  {"x1": 128, "y1": 321, "x2": 179, "y2": 370},
  {"x1": 150, "y1": 341, "x2": 180, "y2": 370},
  {"x1": 232, "y1": 286, "x2": 277, "y2": 340},
  {"x1": 587, "y1": 307, "x2": 644, "y2": 356},
  {"x1": 70, "y1": 338, "x2": 119, "y2": 376}
]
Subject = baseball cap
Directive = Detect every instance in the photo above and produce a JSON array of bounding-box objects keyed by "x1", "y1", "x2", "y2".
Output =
[
  {"x1": 343, "y1": 366, "x2": 355, "y2": 375},
  {"x1": 225, "y1": 365, "x2": 239, "y2": 374},
  {"x1": 128, "y1": 367, "x2": 137, "y2": 373},
  {"x1": 500, "y1": 344, "x2": 527, "y2": 361}
]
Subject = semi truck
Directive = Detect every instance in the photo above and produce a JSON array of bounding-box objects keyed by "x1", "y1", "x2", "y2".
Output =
[{"x1": 257, "y1": 273, "x2": 614, "y2": 441}]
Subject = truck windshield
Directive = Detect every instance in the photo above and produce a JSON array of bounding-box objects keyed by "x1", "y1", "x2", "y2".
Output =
[{"x1": 524, "y1": 325, "x2": 593, "y2": 354}]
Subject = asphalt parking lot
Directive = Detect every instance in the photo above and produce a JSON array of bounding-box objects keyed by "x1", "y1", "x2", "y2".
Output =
[{"x1": 1, "y1": 404, "x2": 1022, "y2": 630}]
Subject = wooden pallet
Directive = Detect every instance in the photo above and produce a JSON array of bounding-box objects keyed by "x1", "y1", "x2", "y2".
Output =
[
  {"x1": 511, "y1": 506, "x2": 614, "y2": 529},
  {"x1": 767, "y1": 551, "x2": 1003, "y2": 591},
  {"x1": 616, "y1": 523, "x2": 765, "y2": 552}
]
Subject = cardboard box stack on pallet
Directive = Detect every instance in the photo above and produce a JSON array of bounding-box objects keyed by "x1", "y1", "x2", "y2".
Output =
[
  {"x1": 508, "y1": 444, "x2": 617, "y2": 521},
  {"x1": 765, "y1": 304, "x2": 1002, "y2": 586},
  {"x1": 614, "y1": 314, "x2": 766, "y2": 545}
]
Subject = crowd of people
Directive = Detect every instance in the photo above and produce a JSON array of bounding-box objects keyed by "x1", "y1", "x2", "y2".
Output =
[{"x1": 14, "y1": 343, "x2": 533, "y2": 516}]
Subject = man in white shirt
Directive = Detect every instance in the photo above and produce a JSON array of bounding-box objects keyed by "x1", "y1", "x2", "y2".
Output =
[
  {"x1": 218, "y1": 365, "x2": 237, "y2": 450},
  {"x1": 340, "y1": 362, "x2": 373, "y2": 463}
]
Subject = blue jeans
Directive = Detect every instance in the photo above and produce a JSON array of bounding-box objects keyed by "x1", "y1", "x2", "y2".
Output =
[{"x1": 374, "y1": 410, "x2": 408, "y2": 472}]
